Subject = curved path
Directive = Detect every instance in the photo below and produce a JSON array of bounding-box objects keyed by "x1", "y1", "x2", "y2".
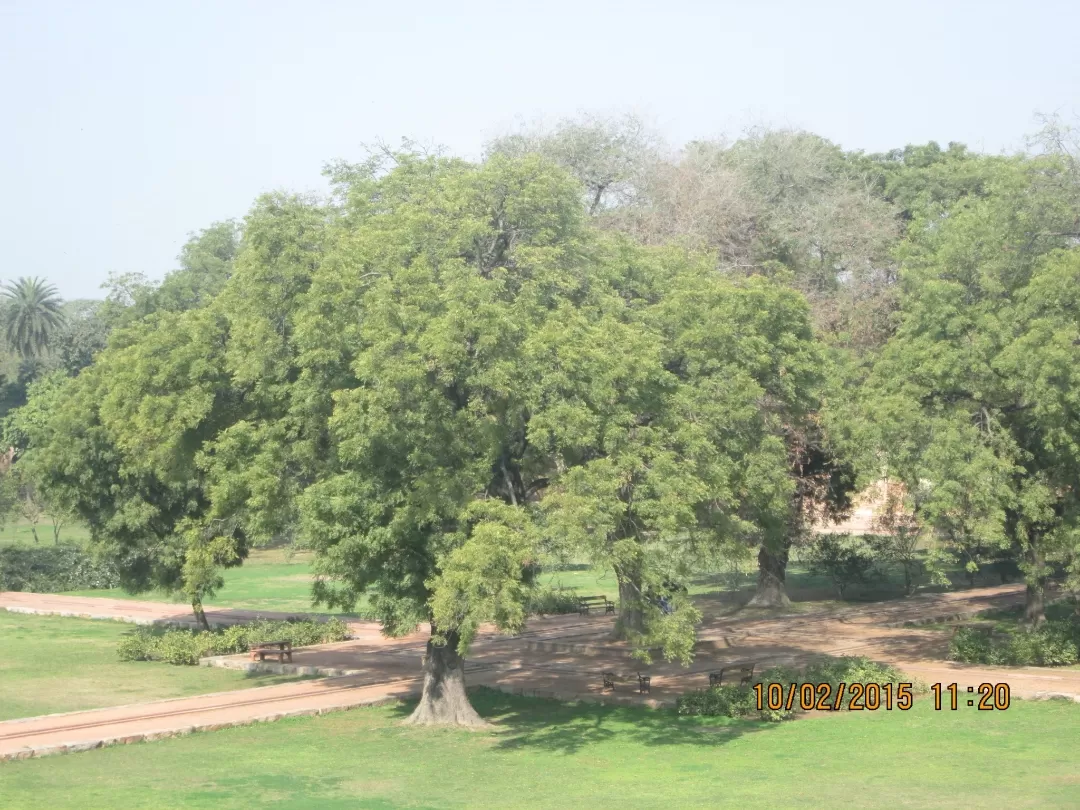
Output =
[{"x1": 3, "y1": 584, "x2": 1079, "y2": 761}]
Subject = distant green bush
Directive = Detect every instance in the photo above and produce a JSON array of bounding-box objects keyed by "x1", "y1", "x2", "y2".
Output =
[
  {"x1": 0, "y1": 544, "x2": 119, "y2": 592},
  {"x1": 805, "y1": 534, "x2": 879, "y2": 599},
  {"x1": 676, "y1": 656, "x2": 920, "y2": 722},
  {"x1": 117, "y1": 617, "x2": 351, "y2": 665},
  {"x1": 949, "y1": 621, "x2": 1080, "y2": 667},
  {"x1": 525, "y1": 586, "x2": 580, "y2": 616}
]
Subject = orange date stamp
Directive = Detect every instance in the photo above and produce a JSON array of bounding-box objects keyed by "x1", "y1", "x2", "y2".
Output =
[{"x1": 753, "y1": 682, "x2": 916, "y2": 712}]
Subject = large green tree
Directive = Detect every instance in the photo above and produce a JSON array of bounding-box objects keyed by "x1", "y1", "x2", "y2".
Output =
[
  {"x1": 866, "y1": 151, "x2": 1080, "y2": 624},
  {"x1": 24, "y1": 151, "x2": 818, "y2": 725}
]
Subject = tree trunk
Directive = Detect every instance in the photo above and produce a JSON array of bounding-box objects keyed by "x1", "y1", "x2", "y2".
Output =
[
  {"x1": 747, "y1": 541, "x2": 792, "y2": 607},
  {"x1": 191, "y1": 596, "x2": 211, "y2": 632},
  {"x1": 405, "y1": 628, "x2": 489, "y2": 727},
  {"x1": 613, "y1": 566, "x2": 645, "y2": 640},
  {"x1": 1023, "y1": 543, "x2": 1047, "y2": 629},
  {"x1": 30, "y1": 526, "x2": 40, "y2": 544}
]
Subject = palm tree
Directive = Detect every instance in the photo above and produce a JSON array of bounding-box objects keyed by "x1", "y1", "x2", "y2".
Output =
[{"x1": 2, "y1": 277, "x2": 65, "y2": 359}]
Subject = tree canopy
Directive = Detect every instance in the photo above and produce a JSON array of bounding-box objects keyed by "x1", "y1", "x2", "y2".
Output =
[
  {"x1": 864, "y1": 151, "x2": 1080, "y2": 624},
  {"x1": 12, "y1": 115, "x2": 1080, "y2": 725},
  {"x1": 19, "y1": 151, "x2": 821, "y2": 723}
]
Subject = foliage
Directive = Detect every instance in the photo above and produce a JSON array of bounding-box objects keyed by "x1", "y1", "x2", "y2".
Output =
[
  {"x1": 116, "y1": 617, "x2": 350, "y2": 665},
  {"x1": 0, "y1": 544, "x2": 120, "y2": 591},
  {"x1": 949, "y1": 621, "x2": 1080, "y2": 666},
  {"x1": 675, "y1": 683, "x2": 758, "y2": 718},
  {"x1": 52, "y1": 299, "x2": 111, "y2": 374},
  {"x1": 805, "y1": 533, "x2": 878, "y2": 598},
  {"x1": 2, "y1": 276, "x2": 65, "y2": 359},
  {"x1": 865, "y1": 153, "x2": 1080, "y2": 623},
  {"x1": 97, "y1": 221, "x2": 242, "y2": 331},
  {"x1": 523, "y1": 585, "x2": 581, "y2": 616},
  {"x1": 867, "y1": 529, "x2": 925, "y2": 595},
  {"x1": 155, "y1": 220, "x2": 241, "y2": 313},
  {"x1": 676, "y1": 656, "x2": 919, "y2": 721},
  {"x1": 16, "y1": 304, "x2": 253, "y2": 618},
  {"x1": 485, "y1": 113, "x2": 662, "y2": 214}
]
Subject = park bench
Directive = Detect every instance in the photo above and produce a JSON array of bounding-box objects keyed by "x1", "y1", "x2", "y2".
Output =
[
  {"x1": 578, "y1": 595, "x2": 615, "y2": 616},
  {"x1": 637, "y1": 673, "x2": 651, "y2": 694},
  {"x1": 602, "y1": 671, "x2": 617, "y2": 691},
  {"x1": 249, "y1": 640, "x2": 293, "y2": 663},
  {"x1": 709, "y1": 663, "x2": 755, "y2": 688}
]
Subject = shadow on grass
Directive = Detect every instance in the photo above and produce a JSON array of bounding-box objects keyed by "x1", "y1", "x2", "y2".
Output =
[{"x1": 386, "y1": 687, "x2": 781, "y2": 755}]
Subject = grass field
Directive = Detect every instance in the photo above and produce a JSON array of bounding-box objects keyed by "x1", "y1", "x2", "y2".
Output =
[
  {"x1": 0, "y1": 518, "x2": 90, "y2": 547},
  {"x1": 0, "y1": 611, "x2": 304, "y2": 721},
  {"x1": 4, "y1": 517, "x2": 1011, "y2": 617},
  {"x1": 59, "y1": 547, "x2": 372, "y2": 615},
  {"x1": 2, "y1": 689, "x2": 1078, "y2": 809},
  {"x1": 56, "y1": 545, "x2": 986, "y2": 616}
]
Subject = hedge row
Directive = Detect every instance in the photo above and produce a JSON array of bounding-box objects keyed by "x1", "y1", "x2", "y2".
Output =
[
  {"x1": 676, "y1": 656, "x2": 921, "y2": 721},
  {"x1": 949, "y1": 621, "x2": 1080, "y2": 666},
  {"x1": 117, "y1": 617, "x2": 351, "y2": 665},
  {"x1": 0, "y1": 544, "x2": 120, "y2": 592}
]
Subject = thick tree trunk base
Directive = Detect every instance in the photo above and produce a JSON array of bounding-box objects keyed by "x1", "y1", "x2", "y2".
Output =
[
  {"x1": 746, "y1": 543, "x2": 791, "y2": 608},
  {"x1": 746, "y1": 579, "x2": 792, "y2": 608},
  {"x1": 405, "y1": 630, "x2": 491, "y2": 728}
]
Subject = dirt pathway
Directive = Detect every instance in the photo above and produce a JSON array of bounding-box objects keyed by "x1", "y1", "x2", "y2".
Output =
[{"x1": 3, "y1": 583, "x2": 1079, "y2": 762}]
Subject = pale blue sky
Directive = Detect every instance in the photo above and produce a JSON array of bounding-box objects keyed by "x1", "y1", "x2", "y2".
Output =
[{"x1": 2, "y1": 0, "x2": 1077, "y2": 300}]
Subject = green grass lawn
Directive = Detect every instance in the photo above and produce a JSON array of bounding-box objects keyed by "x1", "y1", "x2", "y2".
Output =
[
  {"x1": 3, "y1": 689, "x2": 1078, "y2": 809},
  {"x1": 0, "y1": 518, "x2": 90, "y2": 547},
  {"x1": 12, "y1": 518, "x2": 1012, "y2": 618},
  {"x1": 0, "y1": 611, "x2": 305, "y2": 721},
  {"x1": 61, "y1": 547, "x2": 367, "y2": 615}
]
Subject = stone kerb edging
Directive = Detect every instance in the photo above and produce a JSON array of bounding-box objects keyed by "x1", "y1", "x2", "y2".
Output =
[{"x1": 0, "y1": 696, "x2": 406, "y2": 763}]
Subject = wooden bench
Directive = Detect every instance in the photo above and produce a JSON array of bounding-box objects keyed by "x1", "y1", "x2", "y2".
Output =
[
  {"x1": 578, "y1": 595, "x2": 615, "y2": 616},
  {"x1": 602, "y1": 671, "x2": 617, "y2": 691},
  {"x1": 709, "y1": 663, "x2": 755, "y2": 688},
  {"x1": 249, "y1": 640, "x2": 293, "y2": 663}
]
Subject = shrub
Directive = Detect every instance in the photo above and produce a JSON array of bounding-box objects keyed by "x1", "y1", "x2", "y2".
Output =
[
  {"x1": 525, "y1": 586, "x2": 580, "y2": 616},
  {"x1": 676, "y1": 656, "x2": 920, "y2": 722},
  {"x1": 806, "y1": 534, "x2": 878, "y2": 598},
  {"x1": 117, "y1": 617, "x2": 351, "y2": 665},
  {"x1": 867, "y1": 530, "x2": 924, "y2": 595},
  {"x1": 948, "y1": 627, "x2": 998, "y2": 664},
  {"x1": 949, "y1": 621, "x2": 1080, "y2": 666},
  {"x1": 676, "y1": 684, "x2": 757, "y2": 718},
  {"x1": 0, "y1": 544, "x2": 120, "y2": 592}
]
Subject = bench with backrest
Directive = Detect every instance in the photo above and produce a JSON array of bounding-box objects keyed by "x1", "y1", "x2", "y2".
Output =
[
  {"x1": 709, "y1": 663, "x2": 755, "y2": 688},
  {"x1": 578, "y1": 595, "x2": 615, "y2": 616},
  {"x1": 249, "y1": 640, "x2": 293, "y2": 663}
]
